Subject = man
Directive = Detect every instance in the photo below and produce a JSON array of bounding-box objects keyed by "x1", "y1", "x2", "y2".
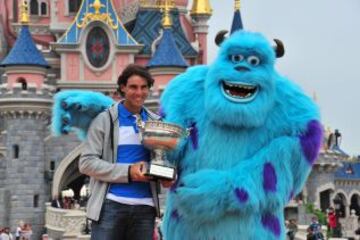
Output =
[
  {"x1": 0, "y1": 227, "x2": 13, "y2": 240},
  {"x1": 327, "y1": 207, "x2": 337, "y2": 237},
  {"x1": 307, "y1": 216, "x2": 324, "y2": 240},
  {"x1": 79, "y1": 64, "x2": 171, "y2": 240},
  {"x1": 286, "y1": 219, "x2": 298, "y2": 240}
]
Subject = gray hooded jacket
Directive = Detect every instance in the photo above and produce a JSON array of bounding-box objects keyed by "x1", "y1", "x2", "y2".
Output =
[{"x1": 79, "y1": 102, "x2": 161, "y2": 221}]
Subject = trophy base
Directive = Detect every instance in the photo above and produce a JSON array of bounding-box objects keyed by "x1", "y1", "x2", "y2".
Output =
[{"x1": 146, "y1": 163, "x2": 176, "y2": 180}]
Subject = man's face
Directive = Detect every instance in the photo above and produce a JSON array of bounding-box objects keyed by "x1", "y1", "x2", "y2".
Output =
[{"x1": 121, "y1": 74, "x2": 150, "y2": 110}]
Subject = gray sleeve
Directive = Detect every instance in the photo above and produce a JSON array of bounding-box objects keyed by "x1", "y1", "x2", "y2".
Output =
[{"x1": 79, "y1": 112, "x2": 130, "y2": 183}]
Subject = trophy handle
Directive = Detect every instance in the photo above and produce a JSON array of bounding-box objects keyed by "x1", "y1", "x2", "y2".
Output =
[
  {"x1": 135, "y1": 114, "x2": 145, "y2": 131},
  {"x1": 183, "y1": 127, "x2": 193, "y2": 138}
]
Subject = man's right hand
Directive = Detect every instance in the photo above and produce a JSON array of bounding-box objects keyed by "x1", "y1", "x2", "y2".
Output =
[{"x1": 129, "y1": 161, "x2": 152, "y2": 182}]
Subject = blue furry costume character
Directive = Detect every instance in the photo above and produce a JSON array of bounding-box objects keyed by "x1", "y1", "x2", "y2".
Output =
[
  {"x1": 51, "y1": 30, "x2": 323, "y2": 240},
  {"x1": 159, "y1": 30, "x2": 323, "y2": 240}
]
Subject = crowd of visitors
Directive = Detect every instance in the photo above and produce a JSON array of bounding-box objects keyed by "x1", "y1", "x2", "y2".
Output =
[{"x1": 0, "y1": 221, "x2": 32, "y2": 240}]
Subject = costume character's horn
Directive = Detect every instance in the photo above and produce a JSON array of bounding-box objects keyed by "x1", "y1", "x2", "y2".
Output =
[
  {"x1": 215, "y1": 30, "x2": 229, "y2": 46},
  {"x1": 273, "y1": 39, "x2": 285, "y2": 58}
]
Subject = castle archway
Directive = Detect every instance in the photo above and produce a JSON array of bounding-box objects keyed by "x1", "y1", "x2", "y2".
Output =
[
  {"x1": 333, "y1": 192, "x2": 348, "y2": 218},
  {"x1": 52, "y1": 143, "x2": 85, "y2": 200},
  {"x1": 350, "y1": 193, "x2": 360, "y2": 216}
]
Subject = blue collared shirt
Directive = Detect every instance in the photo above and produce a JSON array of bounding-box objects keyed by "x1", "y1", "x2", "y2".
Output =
[{"x1": 108, "y1": 103, "x2": 152, "y2": 198}]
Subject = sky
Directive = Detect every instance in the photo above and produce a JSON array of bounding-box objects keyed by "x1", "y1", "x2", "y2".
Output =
[{"x1": 195, "y1": 0, "x2": 360, "y2": 156}]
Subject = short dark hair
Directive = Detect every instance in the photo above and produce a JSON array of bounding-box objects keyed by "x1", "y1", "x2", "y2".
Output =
[{"x1": 117, "y1": 64, "x2": 155, "y2": 96}]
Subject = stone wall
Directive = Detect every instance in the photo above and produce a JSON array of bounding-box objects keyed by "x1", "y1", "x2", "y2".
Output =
[{"x1": 3, "y1": 116, "x2": 49, "y2": 239}]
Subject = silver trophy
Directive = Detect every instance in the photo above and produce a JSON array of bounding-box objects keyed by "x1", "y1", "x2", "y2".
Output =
[{"x1": 136, "y1": 117, "x2": 187, "y2": 180}]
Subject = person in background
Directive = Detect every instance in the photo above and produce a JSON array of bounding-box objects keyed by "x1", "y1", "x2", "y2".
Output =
[
  {"x1": 307, "y1": 216, "x2": 324, "y2": 240},
  {"x1": 20, "y1": 224, "x2": 32, "y2": 240},
  {"x1": 327, "y1": 207, "x2": 337, "y2": 237},
  {"x1": 0, "y1": 227, "x2": 13, "y2": 240},
  {"x1": 287, "y1": 219, "x2": 298, "y2": 240},
  {"x1": 15, "y1": 221, "x2": 24, "y2": 240}
]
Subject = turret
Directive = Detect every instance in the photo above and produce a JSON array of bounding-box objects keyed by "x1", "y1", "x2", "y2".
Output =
[
  {"x1": 190, "y1": 0, "x2": 212, "y2": 64},
  {"x1": 147, "y1": 0, "x2": 188, "y2": 94},
  {"x1": 231, "y1": 0, "x2": 244, "y2": 34},
  {"x1": 0, "y1": 1, "x2": 53, "y2": 237}
]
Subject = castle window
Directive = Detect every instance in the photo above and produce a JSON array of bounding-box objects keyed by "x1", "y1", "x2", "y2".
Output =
[
  {"x1": 12, "y1": 144, "x2": 19, "y2": 159},
  {"x1": 30, "y1": 0, "x2": 39, "y2": 15},
  {"x1": 50, "y1": 161, "x2": 55, "y2": 171},
  {"x1": 86, "y1": 27, "x2": 110, "y2": 68},
  {"x1": 40, "y1": 2, "x2": 47, "y2": 16},
  {"x1": 16, "y1": 78, "x2": 27, "y2": 90},
  {"x1": 33, "y1": 194, "x2": 39, "y2": 208},
  {"x1": 69, "y1": 0, "x2": 82, "y2": 14}
]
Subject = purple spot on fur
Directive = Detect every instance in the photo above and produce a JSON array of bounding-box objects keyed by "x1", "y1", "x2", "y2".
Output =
[
  {"x1": 300, "y1": 120, "x2": 323, "y2": 165},
  {"x1": 158, "y1": 105, "x2": 166, "y2": 119},
  {"x1": 261, "y1": 213, "x2": 281, "y2": 237},
  {"x1": 190, "y1": 122, "x2": 198, "y2": 150},
  {"x1": 234, "y1": 188, "x2": 249, "y2": 203},
  {"x1": 171, "y1": 209, "x2": 179, "y2": 221},
  {"x1": 263, "y1": 163, "x2": 277, "y2": 192},
  {"x1": 288, "y1": 190, "x2": 294, "y2": 201}
]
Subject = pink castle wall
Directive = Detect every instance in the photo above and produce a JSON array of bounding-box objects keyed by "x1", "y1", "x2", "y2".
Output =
[
  {"x1": 56, "y1": 0, "x2": 74, "y2": 23},
  {"x1": 197, "y1": 33, "x2": 207, "y2": 64},
  {"x1": 7, "y1": 72, "x2": 45, "y2": 89},
  {"x1": 134, "y1": 56, "x2": 148, "y2": 66},
  {"x1": 116, "y1": 54, "x2": 132, "y2": 74},
  {"x1": 152, "y1": 74, "x2": 176, "y2": 92},
  {"x1": 180, "y1": 15, "x2": 195, "y2": 42},
  {"x1": 65, "y1": 54, "x2": 80, "y2": 81},
  {"x1": 84, "y1": 66, "x2": 112, "y2": 82}
]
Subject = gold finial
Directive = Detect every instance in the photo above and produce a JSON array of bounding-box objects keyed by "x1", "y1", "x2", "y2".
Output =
[
  {"x1": 235, "y1": 0, "x2": 241, "y2": 11},
  {"x1": 91, "y1": 0, "x2": 104, "y2": 14},
  {"x1": 20, "y1": 0, "x2": 30, "y2": 24},
  {"x1": 191, "y1": 0, "x2": 212, "y2": 16},
  {"x1": 161, "y1": 0, "x2": 172, "y2": 28}
]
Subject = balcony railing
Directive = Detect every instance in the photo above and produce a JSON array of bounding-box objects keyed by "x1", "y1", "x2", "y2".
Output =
[{"x1": 45, "y1": 203, "x2": 90, "y2": 240}]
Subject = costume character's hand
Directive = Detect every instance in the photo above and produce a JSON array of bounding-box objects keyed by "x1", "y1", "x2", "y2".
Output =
[
  {"x1": 52, "y1": 90, "x2": 114, "y2": 139},
  {"x1": 172, "y1": 169, "x2": 259, "y2": 222}
]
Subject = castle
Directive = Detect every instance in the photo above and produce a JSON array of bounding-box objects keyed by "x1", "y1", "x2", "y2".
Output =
[
  {"x1": 1, "y1": 0, "x2": 359, "y2": 239},
  {"x1": 0, "y1": 0, "x2": 213, "y2": 238}
]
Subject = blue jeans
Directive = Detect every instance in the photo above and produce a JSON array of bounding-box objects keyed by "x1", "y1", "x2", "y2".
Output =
[{"x1": 91, "y1": 199, "x2": 156, "y2": 240}]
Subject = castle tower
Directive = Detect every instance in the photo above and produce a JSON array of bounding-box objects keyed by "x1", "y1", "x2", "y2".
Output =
[
  {"x1": 231, "y1": 0, "x2": 244, "y2": 34},
  {"x1": 147, "y1": 0, "x2": 188, "y2": 93},
  {"x1": 190, "y1": 0, "x2": 212, "y2": 64},
  {"x1": 0, "y1": 1, "x2": 53, "y2": 237},
  {"x1": 51, "y1": 0, "x2": 142, "y2": 96}
]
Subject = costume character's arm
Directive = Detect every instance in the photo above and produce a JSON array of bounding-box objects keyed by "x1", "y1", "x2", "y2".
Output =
[
  {"x1": 79, "y1": 112, "x2": 130, "y2": 183},
  {"x1": 160, "y1": 65, "x2": 208, "y2": 163},
  {"x1": 172, "y1": 80, "x2": 323, "y2": 222},
  {"x1": 52, "y1": 90, "x2": 114, "y2": 139}
]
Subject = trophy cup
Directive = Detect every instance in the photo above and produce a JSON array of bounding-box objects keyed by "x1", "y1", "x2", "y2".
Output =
[{"x1": 136, "y1": 117, "x2": 187, "y2": 180}]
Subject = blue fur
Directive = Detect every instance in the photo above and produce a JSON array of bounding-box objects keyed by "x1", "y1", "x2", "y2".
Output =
[
  {"x1": 52, "y1": 90, "x2": 114, "y2": 139},
  {"x1": 160, "y1": 31, "x2": 322, "y2": 240}
]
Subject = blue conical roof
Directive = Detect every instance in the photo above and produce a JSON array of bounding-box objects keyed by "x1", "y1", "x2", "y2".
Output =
[
  {"x1": 230, "y1": 10, "x2": 243, "y2": 34},
  {"x1": 0, "y1": 26, "x2": 49, "y2": 68},
  {"x1": 147, "y1": 28, "x2": 188, "y2": 68}
]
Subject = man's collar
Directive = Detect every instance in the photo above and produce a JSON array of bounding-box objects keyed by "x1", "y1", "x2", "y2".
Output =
[{"x1": 119, "y1": 103, "x2": 147, "y2": 120}]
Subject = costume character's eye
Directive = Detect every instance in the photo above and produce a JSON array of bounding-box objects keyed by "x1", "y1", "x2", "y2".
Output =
[
  {"x1": 230, "y1": 54, "x2": 244, "y2": 64},
  {"x1": 247, "y1": 56, "x2": 260, "y2": 66}
]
